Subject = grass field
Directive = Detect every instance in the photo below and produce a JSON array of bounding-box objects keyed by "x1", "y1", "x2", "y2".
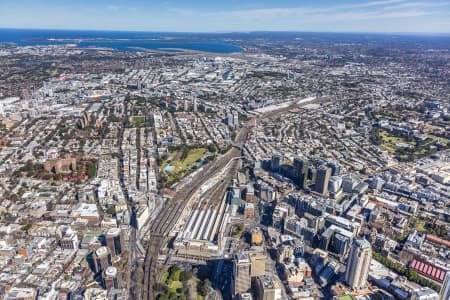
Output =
[
  {"x1": 335, "y1": 194, "x2": 347, "y2": 204},
  {"x1": 130, "y1": 116, "x2": 145, "y2": 127},
  {"x1": 379, "y1": 130, "x2": 414, "y2": 154},
  {"x1": 416, "y1": 220, "x2": 426, "y2": 232},
  {"x1": 162, "y1": 147, "x2": 207, "y2": 173},
  {"x1": 379, "y1": 130, "x2": 448, "y2": 160},
  {"x1": 425, "y1": 134, "x2": 450, "y2": 144},
  {"x1": 160, "y1": 147, "x2": 208, "y2": 187},
  {"x1": 379, "y1": 130, "x2": 405, "y2": 144},
  {"x1": 374, "y1": 113, "x2": 399, "y2": 121},
  {"x1": 171, "y1": 148, "x2": 206, "y2": 173}
]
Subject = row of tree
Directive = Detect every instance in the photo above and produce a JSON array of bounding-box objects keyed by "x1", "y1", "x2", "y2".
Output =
[{"x1": 372, "y1": 250, "x2": 441, "y2": 291}]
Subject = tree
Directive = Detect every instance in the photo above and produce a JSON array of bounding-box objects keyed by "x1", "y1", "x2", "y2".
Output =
[
  {"x1": 168, "y1": 292, "x2": 177, "y2": 300},
  {"x1": 370, "y1": 127, "x2": 382, "y2": 145},
  {"x1": 198, "y1": 279, "x2": 211, "y2": 296},
  {"x1": 106, "y1": 206, "x2": 116, "y2": 215},
  {"x1": 21, "y1": 224, "x2": 32, "y2": 232},
  {"x1": 87, "y1": 163, "x2": 96, "y2": 178},
  {"x1": 207, "y1": 144, "x2": 216, "y2": 153},
  {"x1": 157, "y1": 294, "x2": 169, "y2": 300},
  {"x1": 372, "y1": 250, "x2": 440, "y2": 291},
  {"x1": 169, "y1": 266, "x2": 181, "y2": 282},
  {"x1": 179, "y1": 271, "x2": 193, "y2": 282}
]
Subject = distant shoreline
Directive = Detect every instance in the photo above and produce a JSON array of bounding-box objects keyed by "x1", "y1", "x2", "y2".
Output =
[
  {"x1": 1, "y1": 27, "x2": 450, "y2": 36},
  {"x1": 127, "y1": 46, "x2": 244, "y2": 55},
  {"x1": 0, "y1": 28, "x2": 244, "y2": 54}
]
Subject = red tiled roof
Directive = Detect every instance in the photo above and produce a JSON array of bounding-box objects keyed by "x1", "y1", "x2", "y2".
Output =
[
  {"x1": 161, "y1": 188, "x2": 176, "y2": 197},
  {"x1": 426, "y1": 234, "x2": 450, "y2": 248},
  {"x1": 410, "y1": 259, "x2": 447, "y2": 283}
]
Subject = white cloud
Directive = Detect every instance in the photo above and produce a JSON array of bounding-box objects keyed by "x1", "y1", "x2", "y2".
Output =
[
  {"x1": 315, "y1": 10, "x2": 432, "y2": 22},
  {"x1": 205, "y1": 0, "x2": 448, "y2": 22},
  {"x1": 107, "y1": 5, "x2": 121, "y2": 12},
  {"x1": 357, "y1": 0, "x2": 408, "y2": 7}
]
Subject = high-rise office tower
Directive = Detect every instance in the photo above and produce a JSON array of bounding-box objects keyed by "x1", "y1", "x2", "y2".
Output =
[
  {"x1": 105, "y1": 227, "x2": 123, "y2": 256},
  {"x1": 233, "y1": 253, "x2": 251, "y2": 296},
  {"x1": 227, "y1": 110, "x2": 235, "y2": 128},
  {"x1": 103, "y1": 266, "x2": 122, "y2": 289},
  {"x1": 293, "y1": 157, "x2": 308, "y2": 189},
  {"x1": 233, "y1": 111, "x2": 239, "y2": 128},
  {"x1": 328, "y1": 176, "x2": 343, "y2": 194},
  {"x1": 271, "y1": 152, "x2": 282, "y2": 173},
  {"x1": 193, "y1": 97, "x2": 198, "y2": 112},
  {"x1": 440, "y1": 271, "x2": 450, "y2": 300},
  {"x1": 249, "y1": 251, "x2": 266, "y2": 277},
  {"x1": 345, "y1": 239, "x2": 372, "y2": 290},
  {"x1": 315, "y1": 166, "x2": 331, "y2": 195},
  {"x1": 327, "y1": 161, "x2": 342, "y2": 176},
  {"x1": 308, "y1": 167, "x2": 317, "y2": 185},
  {"x1": 332, "y1": 232, "x2": 351, "y2": 258},
  {"x1": 93, "y1": 246, "x2": 112, "y2": 273},
  {"x1": 254, "y1": 276, "x2": 282, "y2": 300}
]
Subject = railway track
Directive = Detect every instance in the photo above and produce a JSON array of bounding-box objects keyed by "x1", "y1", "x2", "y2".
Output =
[
  {"x1": 208, "y1": 159, "x2": 240, "y2": 205},
  {"x1": 142, "y1": 101, "x2": 316, "y2": 299},
  {"x1": 142, "y1": 234, "x2": 164, "y2": 300},
  {"x1": 143, "y1": 126, "x2": 249, "y2": 300}
]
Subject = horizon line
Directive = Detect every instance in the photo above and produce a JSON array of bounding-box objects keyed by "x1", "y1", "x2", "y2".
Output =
[{"x1": 1, "y1": 27, "x2": 450, "y2": 36}]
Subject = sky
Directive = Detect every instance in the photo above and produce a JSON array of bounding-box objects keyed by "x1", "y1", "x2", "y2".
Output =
[{"x1": 1, "y1": 0, "x2": 450, "y2": 33}]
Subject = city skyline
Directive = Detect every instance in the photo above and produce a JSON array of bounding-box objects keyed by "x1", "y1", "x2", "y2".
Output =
[{"x1": 1, "y1": 0, "x2": 450, "y2": 33}]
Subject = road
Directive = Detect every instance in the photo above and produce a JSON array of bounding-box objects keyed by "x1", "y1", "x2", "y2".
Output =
[
  {"x1": 143, "y1": 126, "x2": 248, "y2": 300},
  {"x1": 142, "y1": 97, "x2": 319, "y2": 299},
  {"x1": 117, "y1": 98, "x2": 139, "y2": 300}
]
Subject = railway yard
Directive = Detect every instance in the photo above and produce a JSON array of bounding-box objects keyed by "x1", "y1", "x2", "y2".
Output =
[{"x1": 143, "y1": 126, "x2": 249, "y2": 300}]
